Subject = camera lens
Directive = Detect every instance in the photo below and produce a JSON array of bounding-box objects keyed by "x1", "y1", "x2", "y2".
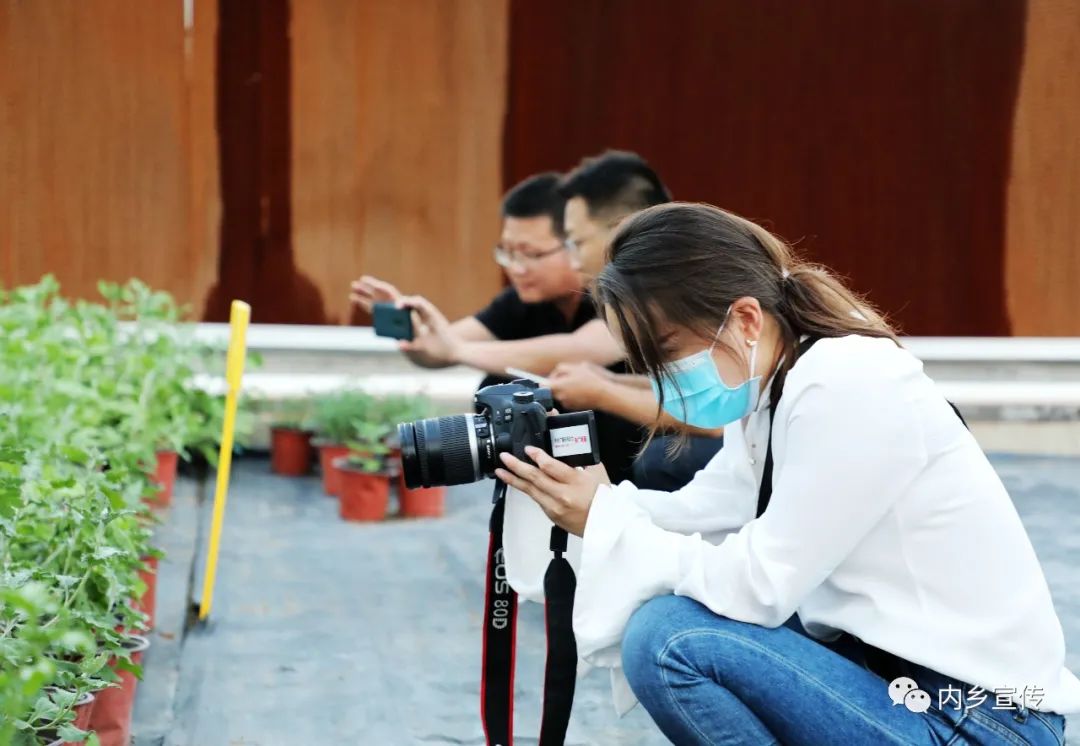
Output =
[{"x1": 398, "y1": 414, "x2": 487, "y2": 489}]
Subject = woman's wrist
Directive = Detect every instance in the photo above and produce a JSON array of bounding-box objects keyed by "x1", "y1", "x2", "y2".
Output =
[{"x1": 581, "y1": 481, "x2": 611, "y2": 541}]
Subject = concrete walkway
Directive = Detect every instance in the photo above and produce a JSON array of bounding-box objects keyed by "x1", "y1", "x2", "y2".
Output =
[{"x1": 133, "y1": 456, "x2": 1080, "y2": 745}]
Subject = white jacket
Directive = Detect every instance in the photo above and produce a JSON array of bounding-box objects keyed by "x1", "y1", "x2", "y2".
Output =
[{"x1": 505, "y1": 335, "x2": 1080, "y2": 716}]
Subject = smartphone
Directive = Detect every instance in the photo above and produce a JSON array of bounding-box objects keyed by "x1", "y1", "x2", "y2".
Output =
[{"x1": 373, "y1": 302, "x2": 414, "y2": 341}]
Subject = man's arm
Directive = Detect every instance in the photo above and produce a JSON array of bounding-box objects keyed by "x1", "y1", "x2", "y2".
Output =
[
  {"x1": 605, "y1": 372, "x2": 653, "y2": 390},
  {"x1": 549, "y1": 363, "x2": 722, "y2": 435},
  {"x1": 596, "y1": 380, "x2": 721, "y2": 435},
  {"x1": 451, "y1": 320, "x2": 623, "y2": 375},
  {"x1": 405, "y1": 316, "x2": 494, "y2": 369},
  {"x1": 399, "y1": 294, "x2": 623, "y2": 375},
  {"x1": 589, "y1": 379, "x2": 662, "y2": 426}
]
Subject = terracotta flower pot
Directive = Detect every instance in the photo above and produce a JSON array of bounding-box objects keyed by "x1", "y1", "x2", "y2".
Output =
[
  {"x1": 72, "y1": 691, "x2": 96, "y2": 734},
  {"x1": 334, "y1": 458, "x2": 390, "y2": 521},
  {"x1": 316, "y1": 442, "x2": 350, "y2": 495},
  {"x1": 88, "y1": 635, "x2": 150, "y2": 746},
  {"x1": 271, "y1": 426, "x2": 314, "y2": 476},
  {"x1": 135, "y1": 555, "x2": 159, "y2": 629},
  {"x1": 398, "y1": 475, "x2": 446, "y2": 518},
  {"x1": 146, "y1": 450, "x2": 178, "y2": 508}
]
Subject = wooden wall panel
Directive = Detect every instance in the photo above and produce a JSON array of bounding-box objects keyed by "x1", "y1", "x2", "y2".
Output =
[
  {"x1": 0, "y1": 0, "x2": 219, "y2": 311},
  {"x1": 203, "y1": 0, "x2": 320, "y2": 323},
  {"x1": 505, "y1": 0, "x2": 1027, "y2": 336},
  {"x1": 187, "y1": 0, "x2": 221, "y2": 313},
  {"x1": 291, "y1": 0, "x2": 508, "y2": 324},
  {"x1": 1005, "y1": 0, "x2": 1080, "y2": 336},
  {"x1": 10, "y1": 0, "x2": 1072, "y2": 335}
]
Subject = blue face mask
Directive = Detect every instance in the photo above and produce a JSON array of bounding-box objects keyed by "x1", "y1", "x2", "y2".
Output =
[{"x1": 650, "y1": 311, "x2": 761, "y2": 429}]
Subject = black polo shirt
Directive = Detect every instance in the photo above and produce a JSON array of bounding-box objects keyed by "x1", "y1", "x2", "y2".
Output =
[{"x1": 473, "y1": 286, "x2": 642, "y2": 484}]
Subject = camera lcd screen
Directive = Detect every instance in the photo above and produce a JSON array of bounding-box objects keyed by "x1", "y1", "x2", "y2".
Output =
[
  {"x1": 550, "y1": 424, "x2": 592, "y2": 458},
  {"x1": 547, "y1": 412, "x2": 601, "y2": 467}
]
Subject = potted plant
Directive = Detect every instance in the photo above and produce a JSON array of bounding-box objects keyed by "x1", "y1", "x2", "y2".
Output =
[
  {"x1": 105, "y1": 282, "x2": 193, "y2": 509},
  {"x1": 310, "y1": 389, "x2": 375, "y2": 496},
  {"x1": 33, "y1": 462, "x2": 149, "y2": 746},
  {"x1": 0, "y1": 581, "x2": 98, "y2": 746},
  {"x1": 149, "y1": 449, "x2": 179, "y2": 507},
  {"x1": 0, "y1": 278, "x2": 188, "y2": 745},
  {"x1": 398, "y1": 478, "x2": 447, "y2": 518},
  {"x1": 94, "y1": 280, "x2": 257, "y2": 508},
  {"x1": 371, "y1": 395, "x2": 422, "y2": 458},
  {"x1": 144, "y1": 347, "x2": 228, "y2": 507},
  {"x1": 334, "y1": 422, "x2": 393, "y2": 522},
  {"x1": 269, "y1": 398, "x2": 314, "y2": 476},
  {"x1": 39, "y1": 689, "x2": 97, "y2": 745},
  {"x1": 0, "y1": 452, "x2": 146, "y2": 746},
  {"x1": 376, "y1": 395, "x2": 447, "y2": 518},
  {"x1": 134, "y1": 549, "x2": 163, "y2": 630},
  {"x1": 87, "y1": 634, "x2": 149, "y2": 746}
]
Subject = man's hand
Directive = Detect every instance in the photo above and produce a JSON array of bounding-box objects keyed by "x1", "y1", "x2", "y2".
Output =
[
  {"x1": 349, "y1": 275, "x2": 402, "y2": 314},
  {"x1": 549, "y1": 361, "x2": 612, "y2": 410},
  {"x1": 398, "y1": 295, "x2": 460, "y2": 365}
]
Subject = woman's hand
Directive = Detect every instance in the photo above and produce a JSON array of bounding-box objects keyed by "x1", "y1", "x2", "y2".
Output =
[{"x1": 495, "y1": 446, "x2": 611, "y2": 536}]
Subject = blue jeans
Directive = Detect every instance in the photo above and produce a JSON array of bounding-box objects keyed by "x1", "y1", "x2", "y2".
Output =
[{"x1": 622, "y1": 595, "x2": 1069, "y2": 745}]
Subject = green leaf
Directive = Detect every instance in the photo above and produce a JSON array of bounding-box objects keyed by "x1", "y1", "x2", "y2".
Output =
[
  {"x1": 78, "y1": 654, "x2": 110, "y2": 676},
  {"x1": 58, "y1": 723, "x2": 87, "y2": 741},
  {"x1": 113, "y1": 658, "x2": 143, "y2": 679},
  {"x1": 56, "y1": 630, "x2": 94, "y2": 656},
  {"x1": 28, "y1": 694, "x2": 59, "y2": 723},
  {"x1": 92, "y1": 546, "x2": 123, "y2": 561}
]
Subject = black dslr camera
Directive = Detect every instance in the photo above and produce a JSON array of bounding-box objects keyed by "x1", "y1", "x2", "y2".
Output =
[{"x1": 398, "y1": 380, "x2": 601, "y2": 489}]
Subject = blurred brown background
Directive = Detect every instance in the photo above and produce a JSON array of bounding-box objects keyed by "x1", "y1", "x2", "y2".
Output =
[{"x1": 1, "y1": 0, "x2": 1077, "y2": 335}]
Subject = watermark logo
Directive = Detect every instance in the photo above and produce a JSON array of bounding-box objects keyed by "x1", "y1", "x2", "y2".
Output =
[
  {"x1": 888, "y1": 677, "x2": 1045, "y2": 713},
  {"x1": 889, "y1": 677, "x2": 931, "y2": 713}
]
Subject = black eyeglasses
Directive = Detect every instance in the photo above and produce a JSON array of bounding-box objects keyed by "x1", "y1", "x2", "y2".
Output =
[{"x1": 493, "y1": 242, "x2": 568, "y2": 268}]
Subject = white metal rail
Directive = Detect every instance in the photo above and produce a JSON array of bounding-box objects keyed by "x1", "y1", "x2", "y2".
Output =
[{"x1": 187, "y1": 325, "x2": 1080, "y2": 416}]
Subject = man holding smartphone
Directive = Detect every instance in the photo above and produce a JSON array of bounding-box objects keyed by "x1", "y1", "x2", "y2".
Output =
[
  {"x1": 351, "y1": 172, "x2": 641, "y2": 482},
  {"x1": 352, "y1": 154, "x2": 722, "y2": 489}
]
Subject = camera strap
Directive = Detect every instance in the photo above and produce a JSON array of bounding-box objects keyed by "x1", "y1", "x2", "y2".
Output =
[
  {"x1": 756, "y1": 336, "x2": 821, "y2": 519},
  {"x1": 482, "y1": 493, "x2": 517, "y2": 746},
  {"x1": 482, "y1": 486, "x2": 577, "y2": 746},
  {"x1": 540, "y1": 526, "x2": 577, "y2": 745}
]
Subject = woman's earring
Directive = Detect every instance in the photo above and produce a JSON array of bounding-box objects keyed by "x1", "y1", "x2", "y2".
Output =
[{"x1": 747, "y1": 339, "x2": 758, "y2": 347}]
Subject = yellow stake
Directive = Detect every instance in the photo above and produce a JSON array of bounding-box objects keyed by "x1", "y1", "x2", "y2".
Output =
[{"x1": 199, "y1": 300, "x2": 251, "y2": 621}]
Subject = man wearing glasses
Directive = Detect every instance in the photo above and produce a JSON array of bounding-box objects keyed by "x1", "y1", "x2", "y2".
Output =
[
  {"x1": 350, "y1": 171, "x2": 641, "y2": 482},
  {"x1": 353, "y1": 156, "x2": 722, "y2": 488},
  {"x1": 549, "y1": 151, "x2": 724, "y2": 490}
]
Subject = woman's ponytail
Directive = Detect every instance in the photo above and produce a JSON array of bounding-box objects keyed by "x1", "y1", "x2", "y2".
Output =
[
  {"x1": 780, "y1": 263, "x2": 894, "y2": 338},
  {"x1": 595, "y1": 203, "x2": 900, "y2": 436},
  {"x1": 732, "y1": 212, "x2": 897, "y2": 349}
]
